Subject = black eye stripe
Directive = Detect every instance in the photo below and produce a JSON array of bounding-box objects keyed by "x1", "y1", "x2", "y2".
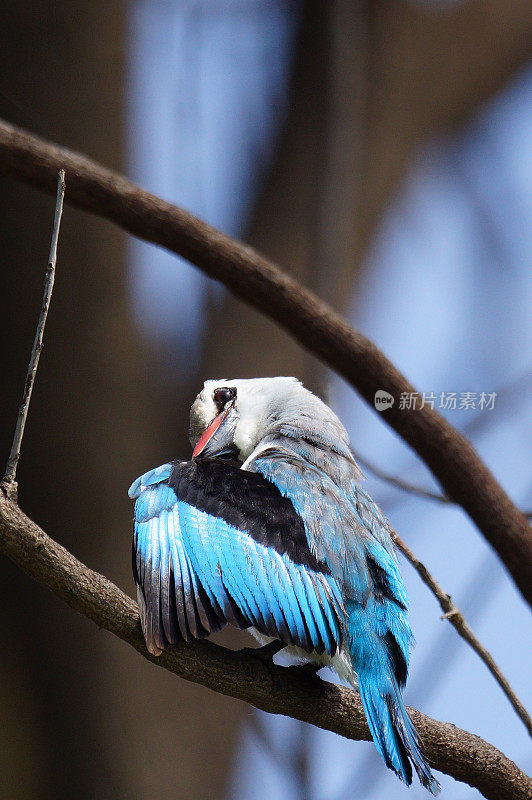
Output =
[{"x1": 213, "y1": 386, "x2": 236, "y2": 407}]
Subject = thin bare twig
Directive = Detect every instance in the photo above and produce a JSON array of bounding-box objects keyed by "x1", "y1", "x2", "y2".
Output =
[
  {"x1": 353, "y1": 449, "x2": 532, "y2": 519},
  {"x1": 352, "y1": 448, "x2": 452, "y2": 505},
  {"x1": 0, "y1": 493, "x2": 530, "y2": 800},
  {"x1": 0, "y1": 120, "x2": 530, "y2": 606},
  {"x1": 392, "y1": 532, "x2": 532, "y2": 739},
  {"x1": 2, "y1": 169, "x2": 65, "y2": 491}
]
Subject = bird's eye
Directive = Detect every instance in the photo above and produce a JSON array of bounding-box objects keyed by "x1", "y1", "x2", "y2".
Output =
[{"x1": 213, "y1": 386, "x2": 236, "y2": 407}]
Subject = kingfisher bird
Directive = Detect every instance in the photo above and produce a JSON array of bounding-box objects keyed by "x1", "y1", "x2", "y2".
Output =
[{"x1": 129, "y1": 377, "x2": 440, "y2": 794}]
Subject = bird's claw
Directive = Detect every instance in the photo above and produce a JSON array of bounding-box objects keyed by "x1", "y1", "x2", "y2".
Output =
[
  {"x1": 239, "y1": 640, "x2": 284, "y2": 662},
  {"x1": 239, "y1": 644, "x2": 324, "y2": 697},
  {"x1": 239, "y1": 641, "x2": 285, "y2": 689},
  {"x1": 285, "y1": 663, "x2": 325, "y2": 698}
]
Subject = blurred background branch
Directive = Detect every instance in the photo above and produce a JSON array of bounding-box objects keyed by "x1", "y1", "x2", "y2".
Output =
[{"x1": 344, "y1": 0, "x2": 532, "y2": 273}]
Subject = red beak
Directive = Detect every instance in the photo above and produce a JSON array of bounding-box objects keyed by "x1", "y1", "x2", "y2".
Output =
[{"x1": 192, "y1": 411, "x2": 225, "y2": 458}]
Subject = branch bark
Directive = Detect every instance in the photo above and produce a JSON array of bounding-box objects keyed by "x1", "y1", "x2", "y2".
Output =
[
  {"x1": 0, "y1": 490, "x2": 530, "y2": 800},
  {"x1": 0, "y1": 119, "x2": 530, "y2": 609}
]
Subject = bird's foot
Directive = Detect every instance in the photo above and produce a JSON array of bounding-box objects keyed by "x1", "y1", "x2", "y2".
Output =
[
  {"x1": 239, "y1": 641, "x2": 285, "y2": 688},
  {"x1": 239, "y1": 644, "x2": 324, "y2": 697},
  {"x1": 239, "y1": 640, "x2": 285, "y2": 663},
  {"x1": 285, "y1": 662, "x2": 325, "y2": 698}
]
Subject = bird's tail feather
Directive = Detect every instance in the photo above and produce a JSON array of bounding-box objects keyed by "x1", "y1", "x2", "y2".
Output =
[{"x1": 357, "y1": 668, "x2": 440, "y2": 795}]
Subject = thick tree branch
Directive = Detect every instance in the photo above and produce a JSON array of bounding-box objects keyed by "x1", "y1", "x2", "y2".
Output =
[
  {"x1": 0, "y1": 491, "x2": 530, "y2": 800},
  {"x1": 0, "y1": 119, "x2": 530, "y2": 608}
]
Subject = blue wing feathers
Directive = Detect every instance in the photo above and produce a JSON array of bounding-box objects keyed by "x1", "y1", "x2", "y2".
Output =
[
  {"x1": 239, "y1": 544, "x2": 279, "y2": 636},
  {"x1": 175, "y1": 506, "x2": 218, "y2": 638},
  {"x1": 273, "y1": 558, "x2": 308, "y2": 649},
  {"x1": 288, "y1": 564, "x2": 317, "y2": 648},
  {"x1": 310, "y1": 576, "x2": 341, "y2": 649},
  {"x1": 131, "y1": 454, "x2": 406, "y2": 667},
  {"x1": 157, "y1": 510, "x2": 177, "y2": 643},
  {"x1": 162, "y1": 551, "x2": 179, "y2": 644},
  {"x1": 246, "y1": 546, "x2": 286, "y2": 640},
  {"x1": 131, "y1": 463, "x2": 344, "y2": 657},
  {"x1": 168, "y1": 508, "x2": 195, "y2": 639},
  {"x1": 150, "y1": 516, "x2": 163, "y2": 651},
  {"x1": 128, "y1": 463, "x2": 173, "y2": 499},
  {"x1": 302, "y1": 570, "x2": 336, "y2": 654},
  {"x1": 294, "y1": 563, "x2": 336, "y2": 655},
  {"x1": 214, "y1": 528, "x2": 259, "y2": 625},
  {"x1": 284, "y1": 562, "x2": 313, "y2": 651}
]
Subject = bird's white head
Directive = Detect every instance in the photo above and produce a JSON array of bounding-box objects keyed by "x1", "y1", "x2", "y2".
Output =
[{"x1": 189, "y1": 376, "x2": 351, "y2": 462}]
